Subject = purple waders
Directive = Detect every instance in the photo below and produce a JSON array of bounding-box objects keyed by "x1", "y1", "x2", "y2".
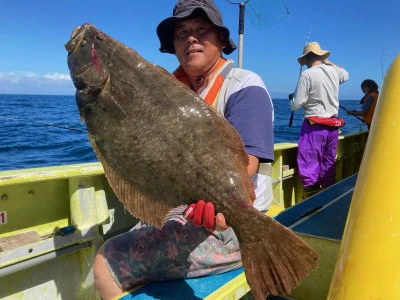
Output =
[{"x1": 297, "y1": 119, "x2": 339, "y2": 189}]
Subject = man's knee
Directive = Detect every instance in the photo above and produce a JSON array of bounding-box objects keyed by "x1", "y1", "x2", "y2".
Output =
[
  {"x1": 93, "y1": 245, "x2": 108, "y2": 288},
  {"x1": 93, "y1": 244, "x2": 122, "y2": 299}
]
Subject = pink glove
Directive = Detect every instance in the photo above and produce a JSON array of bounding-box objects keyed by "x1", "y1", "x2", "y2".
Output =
[{"x1": 183, "y1": 200, "x2": 215, "y2": 230}]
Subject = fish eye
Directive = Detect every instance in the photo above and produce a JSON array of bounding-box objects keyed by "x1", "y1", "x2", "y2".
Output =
[
  {"x1": 96, "y1": 33, "x2": 104, "y2": 41},
  {"x1": 80, "y1": 39, "x2": 87, "y2": 47}
]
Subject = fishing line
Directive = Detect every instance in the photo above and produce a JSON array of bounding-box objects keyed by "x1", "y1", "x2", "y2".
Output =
[
  {"x1": 381, "y1": 49, "x2": 385, "y2": 80},
  {"x1": 288, "y1": 25, "x2": 312, "y2": 127},
  {"x1": 0, "y1": 116, "x2": 87, "y2": 133},
  {"x1": 280, "y1": 0, "x2": 290, "y2": 15}
]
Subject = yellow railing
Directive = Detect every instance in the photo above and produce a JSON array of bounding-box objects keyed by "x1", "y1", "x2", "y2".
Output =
[
  {"x1": 271, "y1": 131, "x2": 368, "y2": 208},
  {"x1": 0, "y1": 131, "x2": 368, "y2": 300},
  {"x1": 0, "y1": 132, "x2": 368, "y2": 237}
]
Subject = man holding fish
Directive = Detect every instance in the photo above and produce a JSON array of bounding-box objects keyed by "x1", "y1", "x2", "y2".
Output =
[
  {"x1": 93, "y1": 0, "x2": 275, "y2": 298},
  {"x1": 66, "y1": 0, "x2": 320, "y2": 297}
]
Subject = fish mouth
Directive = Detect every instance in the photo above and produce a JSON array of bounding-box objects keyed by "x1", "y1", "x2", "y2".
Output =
[
  {"x1": 65, "y1": 24, "x2": 88, "y2": 54},
  {"x1": 66, "y1": 24, "x2": 97, "y2": 78}
]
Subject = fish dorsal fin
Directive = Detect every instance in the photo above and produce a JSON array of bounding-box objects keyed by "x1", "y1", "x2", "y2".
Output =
[
  {"x1": 90, "y1": 137, "x2": 171, "y2": 228},
  {"x1": 208, "y1": 108, "x2": 256, "y2": 203}
]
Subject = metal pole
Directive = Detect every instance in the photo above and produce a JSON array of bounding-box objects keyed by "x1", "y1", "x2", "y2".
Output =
[
  {"x1": 227, "y1": 0, "x2": 249, "y2": 68},
  {"x1": 238, "y1": 2, "x2": 245, "y2": 68}
]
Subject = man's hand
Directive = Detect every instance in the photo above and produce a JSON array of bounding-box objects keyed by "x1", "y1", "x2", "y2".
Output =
[
  {"x1": 183, "y1": 200, "x2": 229, "y2": 231},
  {"x1": 346, "y1": 109, "x2": 356, "y2": 115},
  {"x1": 288, "y1": 93, "x2": 294, "y2": 100}
]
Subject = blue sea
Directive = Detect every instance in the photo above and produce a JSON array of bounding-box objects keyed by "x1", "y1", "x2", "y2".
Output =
[{"x1": 0, "y1": 94, "x2": 366, "y2": 171}]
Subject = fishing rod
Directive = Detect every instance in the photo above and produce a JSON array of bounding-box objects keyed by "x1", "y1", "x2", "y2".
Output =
[
  {"x1": 338, "y1": 105, "x2": 366, "y2": 124},
  {"x1": 288, "y1": 63, "x2": 303, "y2": 127},
  {"x1": 288, "y1": 25, "x2": 312, "y2": 127},
  {"x1": 0, "y1": 116, "x2": 87, "y2": 133}
]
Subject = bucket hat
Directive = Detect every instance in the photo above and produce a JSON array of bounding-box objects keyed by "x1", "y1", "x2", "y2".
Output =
[
  {"x1": 297, "y1": 42, "x2": 330, "y2": 65},
  {"x1": 156, "y1": 0, "x2": 237, "y2": 55}
]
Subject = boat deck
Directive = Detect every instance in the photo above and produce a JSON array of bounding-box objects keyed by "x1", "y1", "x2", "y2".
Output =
[
  {"x1": 118, "y1": 174, "x2": 357, "y2": 300},
  {"x1": 276, "y1": 173, "x2": 356, "y2": 240}
]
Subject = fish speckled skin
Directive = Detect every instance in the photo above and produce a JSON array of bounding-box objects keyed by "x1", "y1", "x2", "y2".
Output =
[{"x1": 66, "y1": 23, "x2": 318, "y2": 299}]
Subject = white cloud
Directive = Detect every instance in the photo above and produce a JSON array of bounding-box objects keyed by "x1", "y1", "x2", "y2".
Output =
[
  {"x1": 0, "y1": 72, "x2": 75, "y2": 95},
  {"x1": 43, "y1": 72, "x2": 71, "y2": 80}
]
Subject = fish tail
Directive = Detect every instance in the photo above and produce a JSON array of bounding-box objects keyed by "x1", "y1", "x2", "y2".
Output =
[{"x1": 235, "y1": 210, "x2": 319, "y2": 299}]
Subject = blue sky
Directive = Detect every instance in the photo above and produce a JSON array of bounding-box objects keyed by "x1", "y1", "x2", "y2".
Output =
[{"x1": 0, "y1": 0, "x2": 399, "y2": 99}]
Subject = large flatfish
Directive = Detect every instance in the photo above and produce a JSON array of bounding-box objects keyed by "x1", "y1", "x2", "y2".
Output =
[{"x1": 65, "y1": 23, "x2": 318, "y2": 299}]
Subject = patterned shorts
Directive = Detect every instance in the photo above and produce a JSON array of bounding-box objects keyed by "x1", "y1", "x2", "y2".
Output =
[{"x1": 103, "y1": 216, "x2": 242, "y2": 290}]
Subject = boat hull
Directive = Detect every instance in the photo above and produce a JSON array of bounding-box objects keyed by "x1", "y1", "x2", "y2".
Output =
[{"x1": 0, "y1": 133, "x2": 366, "y2": 299}]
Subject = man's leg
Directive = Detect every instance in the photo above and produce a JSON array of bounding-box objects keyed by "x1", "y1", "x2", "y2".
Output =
[
  {"x1": 93, "y1": 217, "x2": 241, "y2": 299},
  {"x1": 319, "y1": 128, "x2": 339, "y2": 188},
  {"x1": 297, "y1": 120, "x2": 323, "y2": 188},
  {"x1": 93, "y1": 245, "x2": 123, "y2": 300}
]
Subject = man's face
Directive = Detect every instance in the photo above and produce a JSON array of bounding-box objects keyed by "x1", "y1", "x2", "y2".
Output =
[
  {"x1": 173, "y1": 16, "x2": 225, "y2": 76},
  {"x1": 361, "y1": 85, "x2": 370, "y2": 94}
]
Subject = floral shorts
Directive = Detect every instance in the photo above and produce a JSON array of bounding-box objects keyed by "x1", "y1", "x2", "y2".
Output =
[{"x1": 103, "y1": 216, "x2": 242, "y2": 290}]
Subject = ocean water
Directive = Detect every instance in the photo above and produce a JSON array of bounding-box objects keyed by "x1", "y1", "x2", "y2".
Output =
[{"x1": 0, "y1": 94, "x2": 366, "y2": 171}]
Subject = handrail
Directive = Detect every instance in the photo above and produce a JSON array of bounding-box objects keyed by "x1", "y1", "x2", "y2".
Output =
[{"x1": 0, "y1": 241, "x2": 91, "y2": 278}]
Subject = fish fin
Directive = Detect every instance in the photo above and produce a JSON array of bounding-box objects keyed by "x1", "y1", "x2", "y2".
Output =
[
  {"x1": 90, "y1": 137, "x2": 171, "y2": 228},
  {"x1": 163, "y1": 205, "x2": 189, "y2": 225},
  {"x1": 234, "y1": 210, "x2": 319, "y2": 298},
  {"x1": 153, "y1": 64, "x2": 174, "y2": 77},
  {"x1": 209, "y1": 109, "x2": 256, "y2": 203}
]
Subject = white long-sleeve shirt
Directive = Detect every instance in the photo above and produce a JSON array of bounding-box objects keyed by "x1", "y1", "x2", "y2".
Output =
[{"x1": 290, "y1": 64, "x2": 349, "y2": 118}]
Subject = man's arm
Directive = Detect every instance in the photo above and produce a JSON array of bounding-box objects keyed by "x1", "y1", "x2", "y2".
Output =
[
  {"x1": 347, "y1": 96, "x2": 374, "y2": 116},
  {"x1": 290, "y1": 74, "x2": 309, "y2": 111},
  {"x1": 323, "y1": 58, "x2": 344, "y2": 69},
  {"x1": 324, "y1": 59, "x2": 349, "y2": 83},
  {"x1": 247, "y1": 154, "x2": 260, "y2": 177},
  {"x1": 346, "y1": 109, "x2": 366, "y2": 116}
]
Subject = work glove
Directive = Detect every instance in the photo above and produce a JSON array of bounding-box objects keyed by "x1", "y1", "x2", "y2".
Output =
[{"x1": 183, "y1": 200, "x2": 215, "y2": 230}]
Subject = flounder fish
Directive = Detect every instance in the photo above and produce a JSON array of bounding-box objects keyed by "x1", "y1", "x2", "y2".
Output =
[{"x1": 65, "y1": 23, "x2": 318, "y2": 299}]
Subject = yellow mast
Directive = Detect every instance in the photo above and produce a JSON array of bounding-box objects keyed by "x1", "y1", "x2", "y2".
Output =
[{"x1": 328, "y1": 53, "x2": 400, "y2": 299}]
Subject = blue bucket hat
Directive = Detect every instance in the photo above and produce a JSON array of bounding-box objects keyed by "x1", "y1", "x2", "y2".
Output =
[{"x1": 156, "y1": 0, "x2": 237, "y2": 55}]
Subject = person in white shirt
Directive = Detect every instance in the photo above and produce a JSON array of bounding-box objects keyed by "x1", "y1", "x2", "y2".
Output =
[{"x1": 289, "y1": 42, "x2": 348, "y2": 194}]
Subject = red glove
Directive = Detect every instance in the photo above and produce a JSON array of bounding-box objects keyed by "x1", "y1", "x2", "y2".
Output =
[{"x1": 183, "y1": 200, "x2": 215, "y2": 230}]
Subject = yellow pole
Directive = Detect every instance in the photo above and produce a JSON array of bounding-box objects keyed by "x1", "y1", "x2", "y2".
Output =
[{"x1": 327, "y1": 53, "x2": 400, "y2": 299}]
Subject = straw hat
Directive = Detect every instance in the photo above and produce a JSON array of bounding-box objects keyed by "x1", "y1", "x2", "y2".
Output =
[
  {"x1": 297, "y1": 42, "x2": 330, "y2": 65},
  {"x1": 156, "y1": 0, "x2": 237, "y2": 55}
]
